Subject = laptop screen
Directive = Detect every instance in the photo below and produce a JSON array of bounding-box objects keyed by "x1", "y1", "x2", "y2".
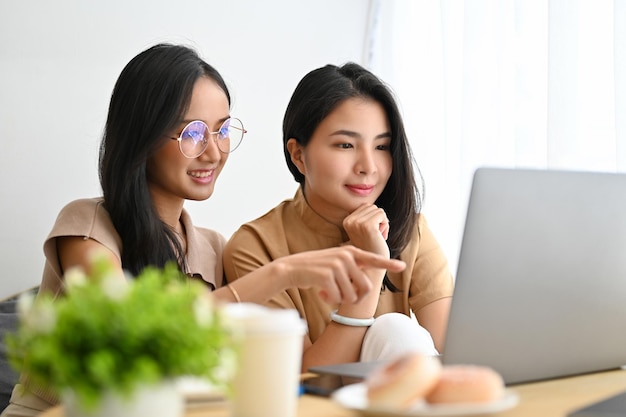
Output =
[{"x1": 442, "y1": 168, "x2": 626, "y2": 384}]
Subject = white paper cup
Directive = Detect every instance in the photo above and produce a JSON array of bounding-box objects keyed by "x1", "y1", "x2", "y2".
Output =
[{"x1": 224, "y1": 303, "x2": 306, "y2": 417}]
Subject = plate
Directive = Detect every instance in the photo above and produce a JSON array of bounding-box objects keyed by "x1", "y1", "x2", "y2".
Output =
[
  {"x1": 175, "y1": 376, "x2": 227, "y2": 408},
  {"x1": 331, "y1": 383, "x2": 519, "y2": 417}
]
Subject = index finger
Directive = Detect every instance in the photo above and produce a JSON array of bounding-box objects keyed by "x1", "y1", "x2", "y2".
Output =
[{"x1": 355, "y1": 251, "x2": 406, "y2": 272}]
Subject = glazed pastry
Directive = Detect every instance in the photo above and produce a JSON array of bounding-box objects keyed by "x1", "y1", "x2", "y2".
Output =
[
  {"x1": 366, "y1": 353, "x2": 442, "y2": 409},
  {"x1": 425, "y1": 365, "x2": 505, "y2": 404}
]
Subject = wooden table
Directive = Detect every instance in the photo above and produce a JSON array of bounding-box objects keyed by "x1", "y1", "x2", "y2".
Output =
[{"x1": 40, "y1": 368, "x2": 626, "y2": 416}]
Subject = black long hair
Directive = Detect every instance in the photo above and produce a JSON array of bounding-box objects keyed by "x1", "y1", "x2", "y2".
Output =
[
  {"x1": 98, "y1": 43, "x2": 230, "y2": 276},
  {"x1": 282, "y1": 63, "x2": 423, "y2": 289}
]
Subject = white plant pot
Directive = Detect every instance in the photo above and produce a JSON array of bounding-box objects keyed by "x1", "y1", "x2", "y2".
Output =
[{"x1": 63, "y1": 381, "x2": 184, "y2": 417}]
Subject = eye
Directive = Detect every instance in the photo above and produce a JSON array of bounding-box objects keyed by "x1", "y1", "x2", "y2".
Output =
[
  {"x1": 376, "y1": 144, "x2": 390, "y2": 151},
  {"x1": 181, "y1": 121, "x2": 209, "y2": 144},
  {"x1": 189, "y1": 130, "x2": 205, "y2": 141},
  {"x1": 217, "y1": 126, "x2": 228, "y2": 139},
  {"x1": 337, "y1": 143, "x2": 353, "y2": 149}
]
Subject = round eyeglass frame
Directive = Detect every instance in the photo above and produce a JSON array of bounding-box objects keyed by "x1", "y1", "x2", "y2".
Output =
[{"x1": 169, "y1": 117, "x2": 246, "y2": 158}]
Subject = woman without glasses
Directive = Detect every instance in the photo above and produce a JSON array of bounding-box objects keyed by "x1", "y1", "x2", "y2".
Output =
[
  {"x1": 0, "y1": 45, "x2": 405, "y2": 417},
  {"x1": 223, "y1": 63, "x2": 454, "y2": 371}
]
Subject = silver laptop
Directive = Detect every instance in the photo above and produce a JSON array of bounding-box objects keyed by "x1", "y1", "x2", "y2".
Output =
[{"x1": 442, "y1": 167, "x2": 626, "y2": 385}]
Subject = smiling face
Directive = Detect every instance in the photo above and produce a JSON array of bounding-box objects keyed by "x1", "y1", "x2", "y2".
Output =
[
  {"x1": 146, "y1": 76, "x2": 230, "y2": 207},
  {"x1": 287, "y1": 97, "x2": 393, "y2": 225}
]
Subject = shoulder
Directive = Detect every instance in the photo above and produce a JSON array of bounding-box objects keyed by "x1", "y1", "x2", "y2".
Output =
[
  {"x1": 41, "y1": 198, "x2": 121, "y2": 296},
  {"x1": 193, "y1": 226, "x2": 227, "y2": 250},
  {"x1": 249, "y1": 198, "x2": 295, "y2": 227},
  {"x1": 416, "y1": 212, "x2": 429, "y2": 235},
  {"x1": 46, "y1": 197, "x2": 120, "y2": 254},
  {"x1": 399, "y1": 213, "x2": 438, "y2": 259},
  {"x1": 52, "y1": 198, "x2": 113, "y2": 235},
  {"x1": 228, "y1": 198, "x2": 294, "y2": 242},
  {"x1": 57, "y1": 197, "x2": 106, "y2": 218},
  {"x1": 223, "y1": 198, "x2": 297, "y2": 277}
]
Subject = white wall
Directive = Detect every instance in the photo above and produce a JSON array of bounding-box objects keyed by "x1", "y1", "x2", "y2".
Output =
[{"x1": 0, "y1": 0, "x2": 373, "y2": 297}]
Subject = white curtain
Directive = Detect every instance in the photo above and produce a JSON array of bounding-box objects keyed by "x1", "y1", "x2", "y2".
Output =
[{"x1": 366, "y1": 0, "x2": 626, "y2": 272}]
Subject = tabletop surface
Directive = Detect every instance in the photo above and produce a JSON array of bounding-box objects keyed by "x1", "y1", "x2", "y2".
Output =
[{"x1": 40, "y1": 367, "x2": 626, "y2": 417}]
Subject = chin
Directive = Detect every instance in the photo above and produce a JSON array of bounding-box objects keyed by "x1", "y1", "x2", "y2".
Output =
[
  {"x1": 187, "y1": 189, "x2": 215, "y2": 202},
  {"x1": 344, "y1": 198, "x2": 378, "y2": 212}
]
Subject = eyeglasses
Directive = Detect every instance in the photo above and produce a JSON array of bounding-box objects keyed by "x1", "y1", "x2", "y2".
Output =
[{"x1": 169, "y1": 118, "x2": 246, "y2": 158}]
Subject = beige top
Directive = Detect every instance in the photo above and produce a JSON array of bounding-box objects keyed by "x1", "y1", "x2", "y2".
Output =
[
  {"x1": 39, "y1": 198, "x2": 226, "y2": 297},
  {"x1": 3, "y1": 198, "x2": 226, "y2": 415},
  {"x1": 223, "y1": 188, "x2": 454, "y2": 344}
]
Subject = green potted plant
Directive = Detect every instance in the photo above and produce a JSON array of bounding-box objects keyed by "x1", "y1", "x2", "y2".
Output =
[{"x1": 5, "y1": 255, "x2": 237, "y2": 417}]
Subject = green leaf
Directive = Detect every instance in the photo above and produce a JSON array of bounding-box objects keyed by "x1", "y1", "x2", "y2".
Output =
[{"x1": 5, "y1": 259, "x2": 238, "y2": 410}]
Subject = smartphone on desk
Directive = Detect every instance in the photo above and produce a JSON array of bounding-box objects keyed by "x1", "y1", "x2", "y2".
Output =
[{"x1": 301, "y1": 374, "x2": 362, "y2": 397}]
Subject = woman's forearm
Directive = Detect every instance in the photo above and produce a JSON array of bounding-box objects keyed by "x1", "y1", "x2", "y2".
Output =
[{"x1": 213, "y1": 262, "x2": 288, "y2": 304}]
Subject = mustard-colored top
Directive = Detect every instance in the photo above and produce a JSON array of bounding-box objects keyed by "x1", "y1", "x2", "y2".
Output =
[{"x1": 223, "y1": 188, "x2": 454, "y2": 345}]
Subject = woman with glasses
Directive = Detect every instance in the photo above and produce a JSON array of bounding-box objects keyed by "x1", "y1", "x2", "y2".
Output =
[
  {"x1": 223, "y1": 63, "x2": 454, "y2": 371},
  {"x1": 1, "y1": 44, "x2": 405, "y2": 417}
]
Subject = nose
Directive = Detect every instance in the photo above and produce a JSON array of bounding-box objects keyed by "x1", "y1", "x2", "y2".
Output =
[
  {"x1": 198, "y1": 135, "x2": 222, "y2": 162},
  {"x1": 355, "y1": 148, "x2": 377, "y2": 175}
]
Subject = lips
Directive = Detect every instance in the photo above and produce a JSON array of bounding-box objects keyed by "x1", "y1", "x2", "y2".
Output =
[
  {"x1": 346, "y1": 184, "x2": 375, "y2": 196},
  {"x1": 187, "y1": 169, "x2": 216, "y2": 184},
  {"x1": 188, "y1": 170, "x2": 213, "y2": 178}
]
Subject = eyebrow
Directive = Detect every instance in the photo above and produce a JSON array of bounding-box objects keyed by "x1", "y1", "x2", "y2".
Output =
[
  {"x1": 180, "y1": 116, "x2": 231, "y2": 126},
  {"x1": 330, "y1": 129, "x2": 392, "y2": 139}
]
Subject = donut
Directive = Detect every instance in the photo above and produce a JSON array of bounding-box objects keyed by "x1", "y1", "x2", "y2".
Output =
[
  {"x1": 425, "y1": 365, "x2": 505, "y2": 404},
  {"x1": 366, "y1": 353, "x2": 442, "y2": 409}
]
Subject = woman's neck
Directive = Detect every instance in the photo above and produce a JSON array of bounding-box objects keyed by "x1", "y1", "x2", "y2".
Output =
[
  {"x1": 149, "y1": 191, "x2": 185, "y2": 230},
  {"x1": 301, "y1": 186, "x2": 347, "y2": 230},
  {"x1": 155, "y1": 198, "x2": 187, "y2": 255}
]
